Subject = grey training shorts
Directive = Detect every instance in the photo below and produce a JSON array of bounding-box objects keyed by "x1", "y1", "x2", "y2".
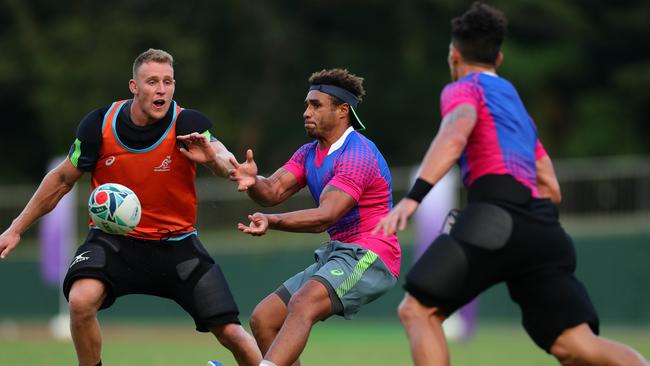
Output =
[{"x1": 277, "y1": 241, "x2": 397, "y2": 319}]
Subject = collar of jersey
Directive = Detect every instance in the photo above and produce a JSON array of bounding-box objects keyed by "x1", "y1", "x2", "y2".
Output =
[
  {"x1": 325, "y1": 126, "x2": 354, "y2": 156},
  {"x1": 111, "y1": 100, "x2": 178, "y2": 153}
]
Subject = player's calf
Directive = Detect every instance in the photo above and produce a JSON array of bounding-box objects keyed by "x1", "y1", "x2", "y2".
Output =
[
  {"x1": 210, "y1": 323, "x2": 262, "y2": 366},
  {"x1": 551, "y1": 323, "x2": 649, "y2": 366}
]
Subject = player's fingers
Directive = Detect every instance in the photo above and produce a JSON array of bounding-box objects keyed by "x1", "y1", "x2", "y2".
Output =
[
  {"x1": 238, "y1": 223, "x2": 252, "y2": 231},
  {"x1": 397, "y1": 214, "x2": 408, "y2": 232},
  {"x1": 384, "y1": 216, "x2": 397, "y2": 236},
  {"x1": 177, "y1": 147, "x2": 190, "y2": 158},
  {"x1": 1, "y1": 247, "x2": 10, "y2": 259},
  {"x1": 246, "y1": 149, "x2": 254, "y2": 163}
]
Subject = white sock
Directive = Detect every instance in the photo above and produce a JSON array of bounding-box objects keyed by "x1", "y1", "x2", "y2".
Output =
[{"x1": 260, "y1": 361, "x2": 277, "y2": 366}]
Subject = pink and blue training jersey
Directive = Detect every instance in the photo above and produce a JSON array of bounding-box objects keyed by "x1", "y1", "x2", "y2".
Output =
[
  {"x1": 283, "y1": 127, "x2": 401, "y2": 277},
  {"x1": 440, "y1": 72, "x2": 548, "y2": 197}
]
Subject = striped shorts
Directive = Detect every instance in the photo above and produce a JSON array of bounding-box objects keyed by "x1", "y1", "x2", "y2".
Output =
[{"x1": 280, "y1": 241, "x2": 397, "y2": 319}]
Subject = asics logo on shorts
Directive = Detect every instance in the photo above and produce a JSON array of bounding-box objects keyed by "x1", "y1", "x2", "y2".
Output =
[
  {"x1": 70, "y1": 251, "x2": 91, "y2": 268},
  {"x1": 330, "y1": 269, "x2": 345, "y2": 276}
]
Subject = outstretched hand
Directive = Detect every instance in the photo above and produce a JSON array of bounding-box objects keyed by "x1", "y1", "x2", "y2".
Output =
[
  {"x1": 177, "y1": 132, "x2": 238, "y2": 167},
  {"x1": 0, "y1": 228, "x2": 21, "y2": 259},
  {"x1": 372, "y1": 198, "x2": 420, "y2": 236},
  {"x1": 237, "y1": 213, "x2": 269, "y2": 236},
  {"x1": 229, "y1": 149, "x2": 258, "y2": 192}
]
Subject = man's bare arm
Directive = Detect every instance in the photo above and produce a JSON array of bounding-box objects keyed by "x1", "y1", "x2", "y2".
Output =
[
  {"x1": 536, "y1": 155, "x2": 561, "y2": 204},
  {"x1": 247, "y1": 168, "x2": 302, "y2": 207},
  {"x1": 415, "y1": 103, "x2": 478, "y2": 185},
  {"x1": 238, "y1": 185, "x2": 357, "y2": 235},
  {"x1": 1, "y1": 159, "x2": 84, "y2": 258}
]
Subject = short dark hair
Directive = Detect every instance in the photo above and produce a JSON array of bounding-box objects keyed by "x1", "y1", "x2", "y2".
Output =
[
  {"x1": 308, "y1": 68, "x2": 366, "y2": 105},
  {"x1": 451, "y1": 2, "x2": 507, "y2": 65},
  {"x1": 133, "y1": 48, "x2": 174, "y2": 78}
]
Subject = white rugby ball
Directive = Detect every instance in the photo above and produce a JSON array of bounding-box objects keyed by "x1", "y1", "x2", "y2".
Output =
[{"x1": 88, "y1": 183, "x2": 141, "y2": 235}]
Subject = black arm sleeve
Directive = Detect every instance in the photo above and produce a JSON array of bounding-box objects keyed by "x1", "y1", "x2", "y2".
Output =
[
  {"x1": 67, "y1": 107, "x2": 106, "y2": 172},
  {"x1": 176, "y1": 109, "x2": 216, "y2": 141}
]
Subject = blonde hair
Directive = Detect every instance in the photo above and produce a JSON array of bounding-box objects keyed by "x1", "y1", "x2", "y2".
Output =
[{"x1": 132, "y1": 48, "x2": 174, "y2": 78}]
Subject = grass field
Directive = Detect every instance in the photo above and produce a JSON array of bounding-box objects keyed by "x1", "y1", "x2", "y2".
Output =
[
  {"x1": 3, "y1": 223, "x2": 649, "y2": 365},
  {"x1": 1, "y1": 320, "x2": 649, "y2": 365}
]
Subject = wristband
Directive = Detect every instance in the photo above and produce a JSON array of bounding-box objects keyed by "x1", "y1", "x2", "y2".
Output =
[{"x1": 406, "y1": 178, "x2": 433, "y2": 203}]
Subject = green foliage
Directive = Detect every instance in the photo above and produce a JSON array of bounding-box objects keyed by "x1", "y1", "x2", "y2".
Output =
[{"x1": 1, "y1": 0, "x2": 648, "y2": 182}]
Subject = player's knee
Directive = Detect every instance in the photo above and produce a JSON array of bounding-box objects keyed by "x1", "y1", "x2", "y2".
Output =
[
  {"x1": 397, "y1": 297, "x2": 416, "y2": 324},
  {"x1": 550, "y1": 342, "x2": 596, "y2": 366},
  {"x1": 550, "y1": 326, "x2": 599, "y2": 366},
  {"x1": 68, "y1": 279, "x2": 105, "y2": 319},
  {"x1": 249, "y1": 308, "x2": 267, "y2": 336},
  {"x1": 397, "y1": 295, "x2": 434, "y2": 326},
  {"x1": 550, "y1": 341, "x2": 576, "y2": 366},
  {"x1": 212, "y1": 322, "x2": 244, "y2": 345}
]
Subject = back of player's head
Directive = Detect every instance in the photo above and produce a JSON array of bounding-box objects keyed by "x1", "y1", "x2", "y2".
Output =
[
  {"x1": 308, "y1": 68, "x2": 366, "y2": 104},
  {"x1": 451, "y1": 2, "x2": 507, "y2": 65},
  {"x1": 133, "y1": 48, "x2": 174, "y2": 78}
]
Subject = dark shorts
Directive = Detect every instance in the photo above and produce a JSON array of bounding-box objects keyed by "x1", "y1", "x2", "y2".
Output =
[
  {"x1": 63, "y1": 229, "x2": 240, "y2": 332},
  {"x1": 404, "y1": 175, "x2": 600, "y2": 352}
]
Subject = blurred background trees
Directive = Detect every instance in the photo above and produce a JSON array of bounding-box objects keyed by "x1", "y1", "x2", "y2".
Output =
[{"x1": 2, "y1": 0, "x2": 648, "y2": 183}]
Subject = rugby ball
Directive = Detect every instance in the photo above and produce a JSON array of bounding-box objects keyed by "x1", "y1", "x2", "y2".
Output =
[{"x1": 88, "y1": 183, "x2": 141, "y2": 235}]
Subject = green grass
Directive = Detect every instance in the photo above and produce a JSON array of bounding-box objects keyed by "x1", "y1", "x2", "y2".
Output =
[{"x1": 1, "y1": 321, "x2": 649, "y2": 365}]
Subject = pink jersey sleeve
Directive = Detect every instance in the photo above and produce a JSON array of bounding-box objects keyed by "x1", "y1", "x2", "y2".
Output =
[
  {"x1": 327, "y1": 143, "x2": 377, "y2": 202},
  {"x1": 535, "y1": 139, "x2": 548, "y2": 160},
  {"x1": 440, "y1": 77, "x2": 482, "y2": 117},
  {"x1": 281, "y1": 143, "x2": 311, "y2": 189}
]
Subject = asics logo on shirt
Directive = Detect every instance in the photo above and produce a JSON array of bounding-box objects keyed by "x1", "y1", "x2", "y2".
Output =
[
  {"x1": 105, "y1": 156, "x2": 116, "y2": 166},
  {"x1": 154, "y1": 155, "x2": 172, "y2": 172},
  {"x1": 70, "y1": 251, "x2": 91, "y2": 268}
]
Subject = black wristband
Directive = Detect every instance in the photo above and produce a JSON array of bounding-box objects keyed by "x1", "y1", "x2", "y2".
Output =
[{"x1": 406, "y1": 178, "x2": 433, "y2": 203}]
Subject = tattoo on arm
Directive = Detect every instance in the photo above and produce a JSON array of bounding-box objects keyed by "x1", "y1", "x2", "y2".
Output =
[
  {"x1": 320, "y1": 185, "x2": 345, "y2": 198},
  {"x1": 268, "y1": 169, "x2": 290, "y2": 186},
  {"x1": 272, "y1": 169, "x2": 300, "y2": 196},
  {"x1": 441, "y1": 104, "x2": 477, "y2": 127}
]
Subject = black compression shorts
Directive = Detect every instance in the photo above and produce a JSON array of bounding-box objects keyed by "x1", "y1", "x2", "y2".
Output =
[
  {"x1": 63, "y1": 229, "x2": 240, "y2": 332},
  {"x1": 404, "y1": 175, "x2": 600, "y2": 352}
]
